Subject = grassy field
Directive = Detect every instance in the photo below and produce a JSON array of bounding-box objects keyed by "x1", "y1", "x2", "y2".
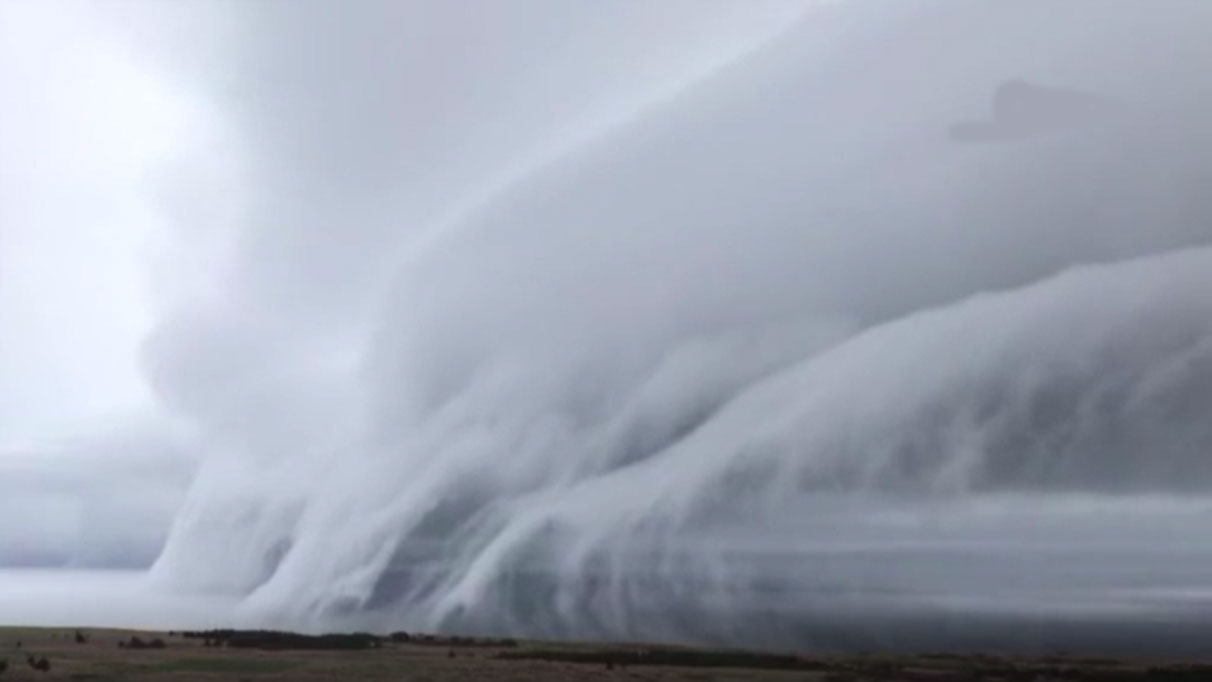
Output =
[{"x1": 1, "y1": 627, "x2": 1211, "y2": 681}]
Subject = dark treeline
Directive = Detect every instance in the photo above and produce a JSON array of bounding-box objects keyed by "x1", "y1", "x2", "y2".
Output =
[
  {"x1": 497, "y1": 649, "x2": 1212, "y2": 681},
  {"x1": 497, "y1": 647, "x2": 828, "y2": 672},
  {"x1": 118, "y1": 636, "x2": 166, "y2": 650},
  {"x1": 180, "y1": 630, "x2": 382, "y2": 650},
  {"x1": 177, "y1": 629, "x2": 517, "y2": 651}
]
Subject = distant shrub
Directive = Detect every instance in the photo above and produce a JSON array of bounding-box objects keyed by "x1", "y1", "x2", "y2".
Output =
[{"x1": 25, "y1": 655, "x2": 50, "y2": 673}]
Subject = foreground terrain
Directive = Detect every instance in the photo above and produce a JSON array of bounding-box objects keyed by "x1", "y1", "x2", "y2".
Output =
[{"x1": 1, "y1": 627, "x2": 1211, "y2": 681}]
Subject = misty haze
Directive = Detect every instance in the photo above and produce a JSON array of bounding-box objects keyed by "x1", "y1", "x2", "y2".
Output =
[{"x1": 3, "y1": 0, "x2": 1212, "y2": 662}]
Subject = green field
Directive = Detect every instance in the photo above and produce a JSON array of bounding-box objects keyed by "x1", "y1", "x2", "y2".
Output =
[{"x1": 0, "y1": 627, "x2": 1210, "y2": 681}]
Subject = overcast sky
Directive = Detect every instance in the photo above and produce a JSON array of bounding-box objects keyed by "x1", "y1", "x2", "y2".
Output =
[
  {"x1": 0, "y1": 0, "x2": 208, "y2": 450},
  {"x1": 0, "y1": 0, "x2": 807, "y2": 452},
  {"x1": 0, "y1": 0, "x2": 814, "y2": 576}
]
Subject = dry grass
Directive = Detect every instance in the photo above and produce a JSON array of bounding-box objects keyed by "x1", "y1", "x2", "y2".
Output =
[{"x1": 0, "y1": 627, "x2": 1209, "y2": 681}]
